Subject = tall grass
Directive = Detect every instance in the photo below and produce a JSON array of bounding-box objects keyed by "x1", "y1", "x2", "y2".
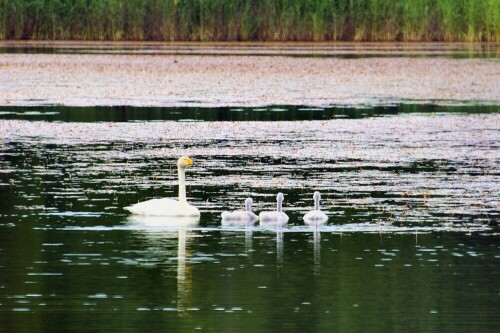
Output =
[{"x1": 0, "y1": 0, "x2": 498, "y2": 41}]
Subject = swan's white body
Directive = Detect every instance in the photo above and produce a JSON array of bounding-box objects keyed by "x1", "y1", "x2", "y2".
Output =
[
  {"x1": 125, "y1": 198, "x2": 200, "y2": 217},
  {"x1": 222, "y1": 198, "x2": 259, "y2": 225},
  {"x1": 259, "y1": 193, "x2": 289, "y2": 225},
  {"x1": 303, "y1": 191, "x2": 328, "y2": 224},
  {"x1": 124, "y1": 156, "x2": 200, "y2": 217}
]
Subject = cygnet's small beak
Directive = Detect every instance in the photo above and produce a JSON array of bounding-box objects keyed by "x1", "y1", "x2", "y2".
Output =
[{"x1": 186, "y1": 157, "x2": 193, "y2": 166}]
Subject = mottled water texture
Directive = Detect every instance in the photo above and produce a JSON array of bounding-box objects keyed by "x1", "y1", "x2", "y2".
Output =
[
  {"x1": 0, "y1": 107, "x2": 499, "y2": 332},
  {"x1": 1, "y1": 43, "x2": 499, "y2": 108},
  {"x1": 1, "y1": 107, "x2": 498, "y2": 228}
]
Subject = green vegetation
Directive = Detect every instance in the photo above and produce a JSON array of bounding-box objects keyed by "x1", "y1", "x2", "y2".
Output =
[{"x1": 0, "y1": 0, "x2": 498, "y2": 41}]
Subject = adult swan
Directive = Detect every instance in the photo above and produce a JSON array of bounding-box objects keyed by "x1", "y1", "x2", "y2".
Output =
[{"x1": 124, "y1": 156, "x2": 200, "y2": 217}]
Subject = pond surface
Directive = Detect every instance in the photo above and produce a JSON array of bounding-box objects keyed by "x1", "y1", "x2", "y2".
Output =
[
  {"x1": 1, "y1": 41, "x2": 498, "y2": 58},
  {"x1": 0, "y1": 106, "x2": 499, "y2": 332}
]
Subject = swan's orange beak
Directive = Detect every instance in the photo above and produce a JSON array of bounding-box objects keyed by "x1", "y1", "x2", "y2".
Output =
[{"x1": 186, "y1": 157, "x2": 193, "y2": 166}]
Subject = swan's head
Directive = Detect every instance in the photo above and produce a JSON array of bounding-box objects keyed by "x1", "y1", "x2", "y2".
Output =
[{"x1": 178, "y1": 156, "x2": 193, "y2": 169}]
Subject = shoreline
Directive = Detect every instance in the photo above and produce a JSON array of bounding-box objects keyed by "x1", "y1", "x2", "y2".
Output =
[
  {"x1": 1, "y1": 40, "x2": 498, "y2": 54},
  {"x1": 0, "y1": 43, "x2": 498, "y2": 108}
]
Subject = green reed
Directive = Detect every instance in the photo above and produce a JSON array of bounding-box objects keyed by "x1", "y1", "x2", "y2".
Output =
[{"x1": 0, "y1": 0, "x2": 498, "y2": 41}]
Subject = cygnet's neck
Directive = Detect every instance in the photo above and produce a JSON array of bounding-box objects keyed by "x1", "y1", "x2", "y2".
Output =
[
  {"x1": 314, "y1": 197, "x2": 320, "y2": 211},
  {"x1": 178, "y1": 166, "x2": 187, "y2": 204},
  {"x1": 245, "y1": 199, "x2": 252, "y2": 212},
  {"x1": 277, "y1": 198, "x2": 283, "y2": 212}
]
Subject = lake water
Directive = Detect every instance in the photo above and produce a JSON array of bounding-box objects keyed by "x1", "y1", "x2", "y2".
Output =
[
  {"x1": 1, "y1": 41, "x2": 498, "y2": 58},
  {"x1": 0, "y1": 106, "x2": 499, "y2": 332}
]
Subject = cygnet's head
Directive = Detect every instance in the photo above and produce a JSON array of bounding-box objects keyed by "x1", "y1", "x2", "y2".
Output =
[
  {"x1": 177, "y1": 156, "x2": 194, "y2": 168},
  {"x1": 277, "y1": 192, "x2": 284, "y2": 202}
]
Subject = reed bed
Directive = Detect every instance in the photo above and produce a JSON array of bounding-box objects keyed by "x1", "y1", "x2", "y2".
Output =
[{"x1": 0, "y1": 0, "x2": 498, "y2": 42}]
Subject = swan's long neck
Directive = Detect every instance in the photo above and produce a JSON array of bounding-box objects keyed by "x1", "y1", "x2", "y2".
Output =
[{"x1": 178, "y1": 166, "x2": 187, "y2": 204}]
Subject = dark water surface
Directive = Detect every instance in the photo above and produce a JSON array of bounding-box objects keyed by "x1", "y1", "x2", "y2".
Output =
[
  {"x1": 0, "y1": 106, "x2": 499, "y2": 332},
  {"x1": 1, "y1": 42, "x2": 498, "y2": 59}
]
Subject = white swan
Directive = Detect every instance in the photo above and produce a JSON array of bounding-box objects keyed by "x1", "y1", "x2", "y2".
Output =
[
  {"x1": 259, "y1": 192, "x2": 289, "y2": 225},
  {"x1": 124, "y1": 156, "x2": 200, "y2": 217},
  {"x1": 221, "y1": 197, "x2": 259, "y2": 225},
  {"x1": 303, "y1": 191, "x2": 328, "y2": 224}
]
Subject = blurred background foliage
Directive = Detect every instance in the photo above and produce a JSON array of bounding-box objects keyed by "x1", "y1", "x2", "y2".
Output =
[{"x1": 0, "y1": 0, "x2": 498, "y2": 41}]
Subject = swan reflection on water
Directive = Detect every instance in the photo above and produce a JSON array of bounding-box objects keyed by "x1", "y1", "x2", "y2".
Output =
[
  {"x1": 313, "y1": 229, "x2": 321, "y2": 275},
  {"x1": 127, "y1": 215, "x2": 200, "y2": 229},
  {"x1": 126, "y1": 214, "x2": 325, "y2": 310},
  {"x1": 274, "y1": 228, "x2": 320, "y2": 273},
  {"x1": 126, "y1": 215, "x2": 199, "y2": 313}
]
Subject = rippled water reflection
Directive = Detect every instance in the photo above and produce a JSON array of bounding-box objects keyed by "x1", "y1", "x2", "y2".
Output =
[{"x1": 0, "y1": 107, "x2": 499, "y2": 332}]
